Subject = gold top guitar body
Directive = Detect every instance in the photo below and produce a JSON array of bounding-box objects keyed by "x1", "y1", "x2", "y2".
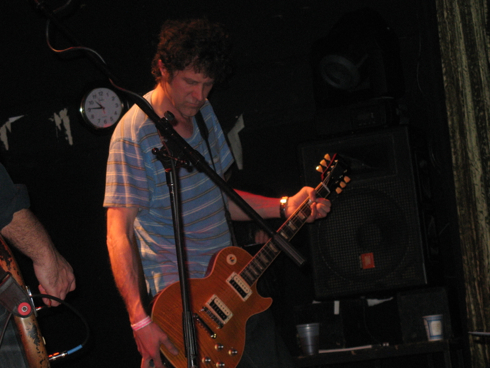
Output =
[{"x1": 152, "y1": 153, "x2": 349, "y2": 368}]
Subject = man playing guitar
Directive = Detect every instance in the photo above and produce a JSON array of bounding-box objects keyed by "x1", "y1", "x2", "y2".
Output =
[
  {"x1": 0, "y1": 163, "x2": 76, "y2": 367},
  {"x1": 104, "y1": 18, "x2": 330, "y2": 368}
]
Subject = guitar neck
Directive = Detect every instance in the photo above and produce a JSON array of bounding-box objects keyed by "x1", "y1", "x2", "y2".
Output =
[{"x1": 239, "y1": 159, "x2": 341, "y2": 287}]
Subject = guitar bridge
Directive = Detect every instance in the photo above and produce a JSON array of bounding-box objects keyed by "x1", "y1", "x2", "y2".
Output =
[{"x1": 194, "y1": 314, "x2": 217, "y2": 338}]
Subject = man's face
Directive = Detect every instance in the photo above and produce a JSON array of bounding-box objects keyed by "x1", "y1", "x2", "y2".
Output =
[{"x1": 163, "y1": 67, "x2": 214, "y2": 119}]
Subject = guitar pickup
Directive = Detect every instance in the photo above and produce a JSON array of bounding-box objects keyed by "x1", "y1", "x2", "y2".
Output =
[
  {"x1": 227, "y1": 273, "x2": 251, "y2": 301},
  {"x1": 205, "y1": 295, "x2": 233, "y2": 325}
]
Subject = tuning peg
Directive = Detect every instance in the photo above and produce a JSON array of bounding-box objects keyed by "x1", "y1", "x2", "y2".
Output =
[
  {"x1": 340, "y1": 181, "x2": 347, "y2": 188},
  {"x1": 316, "y1": 154, "x2": 333, "y2": 171},
  {"x1": 336, "y1": 188, "x2": 343, "y2": 194},
  {"x1": 319, "y1": 159, "x2": 329, "y2": 168},
  {"x1": 344, "y1": 176, "x2": 351, "y2": 183}
]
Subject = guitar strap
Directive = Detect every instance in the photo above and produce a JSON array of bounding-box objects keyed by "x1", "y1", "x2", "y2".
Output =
[
  {"x1": 194, "y1": 111, "x2": 238, "y2": 248},
  {"x1": 0, "y1": 259, "x2": 33, "y2": 318},
  {"x1": 155, "y1": 111, "x2": 238, "y2": 248},
  {"x1": 0, "y1": 264, "x2": 8, "y2": 281}
]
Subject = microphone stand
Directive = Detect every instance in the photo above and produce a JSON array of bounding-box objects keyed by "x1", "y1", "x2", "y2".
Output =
[
  {"x1": 32, "y1": 0, "x2": 306, "y2": 264},
  {"x1": 143, "y1": 109, "x2": 308, "y2": 368},
  {"x1": 31, "y1": 3, "x2": 306, "y2": 367},
  {"x1": 150, "y1": 113, "x2": 306, "y2": 266},
  {"x1": 142, "y1": 110, "x2": 306, "y2": 368},
  {"x1": 152, "y1": 134, "x2": 199, "y2": 368}
]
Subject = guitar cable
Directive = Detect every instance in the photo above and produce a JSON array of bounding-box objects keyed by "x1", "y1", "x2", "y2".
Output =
[{"x1": 0, "y1": 293, "x2": 90, "y2": 362}]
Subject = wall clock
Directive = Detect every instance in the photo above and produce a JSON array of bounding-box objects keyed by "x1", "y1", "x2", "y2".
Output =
[{"x1": 80, "y1": 87, "x2": 125, "y2": 130}]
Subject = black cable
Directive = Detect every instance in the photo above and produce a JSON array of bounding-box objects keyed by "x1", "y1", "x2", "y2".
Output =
[
  {"x1": 0, "y1": 294, "x2": 90, "y2": 362},
  {"x1": 32, "y1": 294, "x2": 90, "y2": 360}
]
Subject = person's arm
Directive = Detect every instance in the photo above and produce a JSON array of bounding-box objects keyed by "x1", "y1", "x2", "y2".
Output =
[
  {"x1": 229, "y1": 187, "x2": 331, "y2": 222},
  {"x1": 106, "y1": 207, "x2": 178, "y2": 368},
  {"x1": 0, "y1": 208, "x2": 76, "y2": 306}
]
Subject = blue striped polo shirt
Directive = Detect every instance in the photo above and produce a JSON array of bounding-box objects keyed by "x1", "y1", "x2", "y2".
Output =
[{"x1": 104, "y1": 92, "x2": 234, "y2": 295}]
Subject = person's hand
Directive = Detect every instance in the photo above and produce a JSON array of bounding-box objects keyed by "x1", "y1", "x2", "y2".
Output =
[
  {"x1": 287, "y1": 187, "x2": 331, "y2": 222},
  {"x1": 135, "y1": 322, "x2": 178, "y2": 368},
  {"x1": 34, "y1": 251, "x2": 76, "y2": 306},
  {"x1": 254, "y1": 230, "x2": 270, "y2": 244}
]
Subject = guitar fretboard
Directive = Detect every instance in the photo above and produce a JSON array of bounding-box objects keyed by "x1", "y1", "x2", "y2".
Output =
[{"x1": 239, "y1": 156, "x2": 345, "y2": 287}]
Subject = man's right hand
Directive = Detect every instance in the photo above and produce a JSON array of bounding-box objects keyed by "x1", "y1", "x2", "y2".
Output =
[
  {"x1": 135, "y1": 322, "x2": 178, "y2": 368},
  {"x1": 35, "y1": 251, "x2": 76, "y2": 307}
]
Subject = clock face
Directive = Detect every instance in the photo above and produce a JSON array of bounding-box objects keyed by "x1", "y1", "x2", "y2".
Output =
[{"x1": 80, "y1": 87, "x2": 125, "y2": 129}]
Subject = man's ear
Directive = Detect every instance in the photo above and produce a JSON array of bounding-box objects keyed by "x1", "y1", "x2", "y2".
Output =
[{"x1": 158, "y1": 60, "x2": 168, "y2": 78}]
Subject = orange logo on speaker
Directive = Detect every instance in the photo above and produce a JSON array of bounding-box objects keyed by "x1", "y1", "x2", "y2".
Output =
[{"x1": 360, "y1": 253, "x2": 375, "y2": 269}]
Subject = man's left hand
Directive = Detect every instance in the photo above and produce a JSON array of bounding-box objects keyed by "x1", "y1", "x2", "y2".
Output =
[{"x1": 287, "y1": 187, "x2": 331, "y2": 222}]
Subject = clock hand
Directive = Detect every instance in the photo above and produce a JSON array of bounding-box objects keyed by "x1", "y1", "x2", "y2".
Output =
[{"x1": 96, "y1": 101, "x2": 106, "y2": 113}]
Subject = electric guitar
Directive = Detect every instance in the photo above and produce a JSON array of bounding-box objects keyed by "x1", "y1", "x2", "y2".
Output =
[
  {"x1": 0, "y1": 235, "x2": 50, "y2": 368},
  {"x1": 151, "y1": 153, "x2": 350, "y2": 368}
]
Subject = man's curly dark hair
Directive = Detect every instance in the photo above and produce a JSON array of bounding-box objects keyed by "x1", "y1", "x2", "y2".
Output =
[{"x1": 151, "y1": 18, "x2": 233, "y2": 84}]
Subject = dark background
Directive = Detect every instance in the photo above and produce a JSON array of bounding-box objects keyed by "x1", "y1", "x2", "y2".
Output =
[{"x1": 1, "y1": 0, "x2": 465, "y2": 367}]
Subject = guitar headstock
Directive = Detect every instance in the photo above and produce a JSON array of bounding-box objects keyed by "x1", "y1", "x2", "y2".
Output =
[{"x1": 316, "y1": 153, "x2": 350, "y2": 198}]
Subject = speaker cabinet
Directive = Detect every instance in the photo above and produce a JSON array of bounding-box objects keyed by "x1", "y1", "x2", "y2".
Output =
[
  {"x1": 310, "y1": 8, "x2": 405, "y2": 110},
  {"x1": 299, "y1": 126, "x2": 427, "y2": 299}
]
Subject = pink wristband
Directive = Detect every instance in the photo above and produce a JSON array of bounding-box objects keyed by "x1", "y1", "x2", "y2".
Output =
[{"x1": 131, "y1": 316, "x2": 152, "y2": 331}]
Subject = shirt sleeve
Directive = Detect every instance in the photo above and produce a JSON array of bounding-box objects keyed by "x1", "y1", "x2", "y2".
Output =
[
  {"x1": 0, "y1": 164, "x2": 30, "y2": 230},
  {"x1": 103, "y1": 103, "x2": 158, "y2": 209}
]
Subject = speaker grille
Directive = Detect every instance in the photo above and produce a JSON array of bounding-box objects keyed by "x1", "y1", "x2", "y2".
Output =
[{"x1": 300, "y1": 127, "x2": 427, "y2": 299}]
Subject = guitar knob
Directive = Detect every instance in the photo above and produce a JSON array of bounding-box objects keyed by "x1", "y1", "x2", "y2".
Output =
[
  {"x1": 228, "y1": 348, "x2": 238, "y2": 356},
  {"x1": 202, "y1": 357, "x2": 212, "y2": 364},
  {"x1": 215, "y1": 344, "x2": 224, "y2": 350},
  {"x1": 215, "y1": 362, "x2": 225, "y2": 367}
]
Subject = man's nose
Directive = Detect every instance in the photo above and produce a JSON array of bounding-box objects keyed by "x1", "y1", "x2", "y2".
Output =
[{"x1": 192, "y1": 85, "x2": 205, "y2": 101}]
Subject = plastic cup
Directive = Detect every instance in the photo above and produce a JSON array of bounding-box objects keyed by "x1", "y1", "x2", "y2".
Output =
[
  {"x1": 423, "y1": 314, "x2": 443, "y2": 341},
  {"x1": 296, "y1": 323, "x2": 320, "y2": 355}
]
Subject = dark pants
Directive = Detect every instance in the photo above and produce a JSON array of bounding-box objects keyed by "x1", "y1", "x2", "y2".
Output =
[
  {"x1": 238, "y1": 309, "x2": 296, "y2": 368},
  {"x1": 0, "y1": 305, "x2": 29, "y2": 368}
]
